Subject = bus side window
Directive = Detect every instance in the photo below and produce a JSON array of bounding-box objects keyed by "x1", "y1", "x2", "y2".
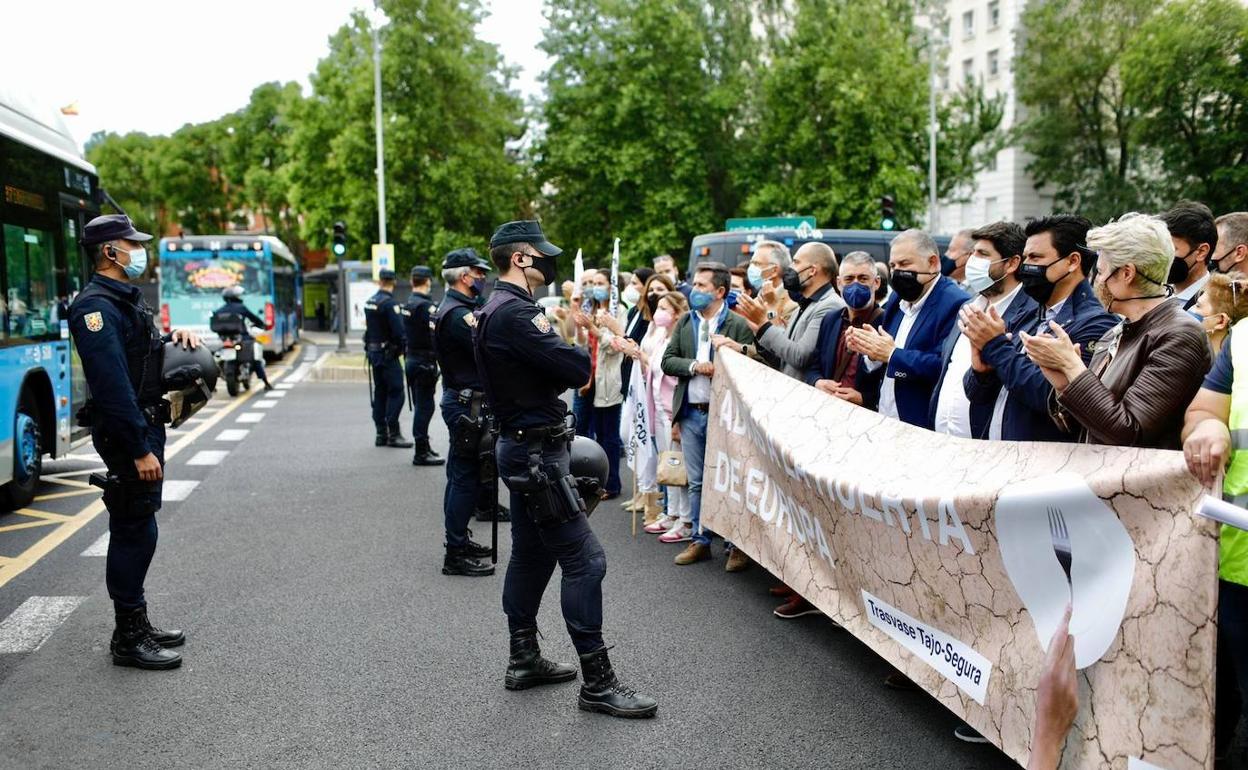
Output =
[{"x1": 3, "y1": 224, "x2": 56, "y2": 339}]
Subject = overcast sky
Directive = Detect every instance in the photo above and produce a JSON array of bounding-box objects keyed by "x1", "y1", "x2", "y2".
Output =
[{"x1": 3, "y1": 0, "x2": 551, "y2": 149}]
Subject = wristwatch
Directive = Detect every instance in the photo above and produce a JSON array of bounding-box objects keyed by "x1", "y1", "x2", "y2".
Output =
[{"x1": 765, "y1": 310, "x2": 778, "y2": 321}]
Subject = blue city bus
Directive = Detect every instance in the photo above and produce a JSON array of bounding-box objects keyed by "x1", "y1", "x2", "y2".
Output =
[
  {"x1": 0, "y1": 90, "x2": 101, "y2": 509},
  {"x1": 158, "y1": 235, "x2": 301, "y2": 356}
]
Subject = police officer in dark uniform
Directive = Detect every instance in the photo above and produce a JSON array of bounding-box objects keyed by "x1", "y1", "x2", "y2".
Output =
[
  {"x1": 211, "y1": 285, "x2": 274, "y2": 390},
  {"x1": 401, "y1": 266, "x2": 444, "y2": 466},
  {"x1": 475, "y1": 221, "x2": 657, "y2": 718},
  {"x1": 68, "y1": 214, "x2": 197, "y2": 671},
  {"x1": 432, "y1": 248, "x2": 495, "y2": 577},
  {"x1": 363, "y1": 269, "x2": 413, "y2": 448}
]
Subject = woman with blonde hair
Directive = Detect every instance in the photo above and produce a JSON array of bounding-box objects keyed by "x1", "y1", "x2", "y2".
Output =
[{"x1": 1194, "y1": 273, "x2": 1248, "y2": 356}]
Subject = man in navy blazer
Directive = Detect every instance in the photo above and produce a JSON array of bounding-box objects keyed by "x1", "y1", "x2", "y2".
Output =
[
  {"x1": 849, "y1": 230, "x2": 970, "y2": 426},
  {"x1": 928, "y1": 222, "x2": 1037, "y2": 437},
  {"x1": 960, "y1": 215, "x2": 1117, "y2": 442}
]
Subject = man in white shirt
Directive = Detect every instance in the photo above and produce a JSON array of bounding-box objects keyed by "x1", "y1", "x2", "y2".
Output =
[{"x1": 931, "y1": 222, "x2": 1033, "y2": 438}]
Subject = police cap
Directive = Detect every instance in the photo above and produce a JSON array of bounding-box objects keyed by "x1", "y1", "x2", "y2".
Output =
[
  {"x1": 82, "y1": 214, "x2": 152, "y2": 246},
  {"x1": 442, "y1": 247, "x2": 491, "y2": 271},
  {"x1": 488, "y1": 220, "x2": 561, "y2": 257},
  {"x1": 378, "y1": 269, "x2": 397, "y2": 282},
  {"x1": 410, "y1": 265, "x2": 433, "y2": 280}
]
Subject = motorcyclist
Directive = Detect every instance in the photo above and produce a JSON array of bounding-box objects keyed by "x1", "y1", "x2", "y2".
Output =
[{"x1": 211, "y1": 286, "x2": 273, "y2": 391}]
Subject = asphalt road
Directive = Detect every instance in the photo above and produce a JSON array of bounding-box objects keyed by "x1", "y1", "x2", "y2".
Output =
[{"x1": 0, "y1": 345, "x2": 1020, "y2": 769}]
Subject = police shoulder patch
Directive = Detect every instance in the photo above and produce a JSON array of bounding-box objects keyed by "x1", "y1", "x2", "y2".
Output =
[
  {"x1": 463, "y1": 313, "x2": 479, "y2": 328},
  {"x1": 530, "y1": 312, "x2": 552, "y2": 334},
  {"x1": 394, "y1": 304, "x2": 402, "y2": 314},
  {"x1": 84, "y1": 312, "x2": 104, "y2": 332}
]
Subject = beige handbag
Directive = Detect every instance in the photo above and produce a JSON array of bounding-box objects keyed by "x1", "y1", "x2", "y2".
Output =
[{"x1": 656, "y1": 447, "x2": 688, "y2": 487}]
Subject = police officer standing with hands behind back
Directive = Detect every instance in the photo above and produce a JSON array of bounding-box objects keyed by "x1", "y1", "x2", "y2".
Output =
[
  {"x1": 402, "y1": 265, "x2": 444, "y2": 466},
  {"x1": 475, "y1": 220, "x2": 657, "y2": 718},
  {"x1": 364, "y1": 269, "x2": 413, "y2": 448},
  {"x1": 69, "y1": 214, "x2": 199, "y2": 671}
]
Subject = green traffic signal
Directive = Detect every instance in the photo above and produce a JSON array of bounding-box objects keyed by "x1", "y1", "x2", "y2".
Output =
[
  {"x1": 332, "y1": 221, "x2": 348, "y2": 259},
  {"x1": 332, "y1": 242, "x2": 346, "y2": 256},
  {"x1": 881, "y1": 218, "x2": 896, "y2": 231}
]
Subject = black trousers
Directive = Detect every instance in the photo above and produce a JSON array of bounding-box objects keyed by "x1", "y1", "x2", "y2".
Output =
[
  {"x1": 497, "y1": 435, "x2": 606, "y2": 655},
  {"x1": 405, "y1": 356, "x2": 438, "y2": 445},
  {"x1": 94, "y1": 421, "x2": 165, "y2": 612},
  {"x1": 369, "y1": 354, "x2": 404, "y2": 431}
]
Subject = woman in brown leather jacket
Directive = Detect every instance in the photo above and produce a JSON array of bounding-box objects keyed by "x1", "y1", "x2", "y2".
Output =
[{"x1": 1019, "y1": 213, "x2": 1212, "y2": 449}]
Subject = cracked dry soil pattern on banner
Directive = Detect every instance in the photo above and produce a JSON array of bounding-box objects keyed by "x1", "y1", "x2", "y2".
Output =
[{"x1": 700, "y1": 351, "x2": 1218, "y2": 770}]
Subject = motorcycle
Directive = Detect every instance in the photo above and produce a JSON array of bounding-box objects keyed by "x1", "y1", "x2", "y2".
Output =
[{"x1": 209, "y1": 315, "x2": 262, "y2": 397}]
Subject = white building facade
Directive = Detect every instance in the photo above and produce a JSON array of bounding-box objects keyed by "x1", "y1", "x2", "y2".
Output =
[{"x1": 935, "y1": 0, "x2": 1053, "y2": 234}]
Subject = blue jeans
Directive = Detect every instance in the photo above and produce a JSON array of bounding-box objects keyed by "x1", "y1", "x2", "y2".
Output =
[
  {"x1": 95, "y1": 421, "x2": 165, "y2": 611},
  {"x1": 497, "y1": 435, "x2": 606, "y2": 655},
  {"x1": 588, "y1": 403, "x2": 623, "y2": 496},
  {"x1": 1217, "y1": 580, "x2": 1248, "y2": 754},
  {"x1": 405, "y1": 356, "x2": 438, "y2": 446},
  {"x1": 572, "y1": 389, "x2": 594, "y2": 439},
  {"x1": 680, "y1": 406, "x2": 714, "y2": 546},
  {"x1": 440, "y1": 393, "x2": 479, "y2": 548},
  {"x1": 370, "y1": 355, "x2": 405, "y2": 432}
]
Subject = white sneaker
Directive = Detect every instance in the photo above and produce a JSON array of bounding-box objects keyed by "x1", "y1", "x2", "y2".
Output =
[
  {"x1": 658, "y1": 522, "x2": 692, "y2": 543},
  {"x1": 644, "y1": 515, "x2": 676, "y2": 534}
]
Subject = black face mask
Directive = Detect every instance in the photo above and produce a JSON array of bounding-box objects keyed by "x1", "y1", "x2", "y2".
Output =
[
  {"x1": 889, "y1": 269, "x2": 934, "y2": 302},
  {"x1": 646, "y1": 293, "x2": 661, "y2": 314},
  {"x1": 1168, "y1": 247, "x2": 1198, "y2": 284},
  {"x1": 522, "y1": 253, "x2": 557, "y2": 286},
  {"x1": 781, "y1": 266, "x2": 808, "y2": 294},
  {"x1": 1018, "y1": 258, "x2": 1063, "y2": 306},
  {"x1": 940, "y1": 254, "x2": 957, "y2": 276}
]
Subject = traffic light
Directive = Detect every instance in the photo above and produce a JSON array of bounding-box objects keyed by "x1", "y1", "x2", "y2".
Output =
[
  {"x1": 880, "y1": 196, "x2": 897, "y2": 231},
  {"x1": 332, "y1": 221, "x2": 348, "y2": 258}
]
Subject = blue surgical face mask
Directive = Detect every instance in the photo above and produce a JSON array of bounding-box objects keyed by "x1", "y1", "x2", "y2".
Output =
[
  {"x1": 470, "y1": 276, "x2": 487, "y2": 296},
  {"x1": 842, "y1": 281, "x2": 873, "y2": 310},
  {"x1": 592, "y1": 286, "x2": 609, "y2": 303},
  {"x1": 1188, "y1": 309, "x2": 1205, "y2": 323},
  {"x1": 746, "y1": 264, "x2": 765, "y2": 290},
  {"x1": 114, "y1": 245, "x2": 147, "y2": 279},
  {"x1": 689, "y1": 289, "x2": 715, "y2": 311}
]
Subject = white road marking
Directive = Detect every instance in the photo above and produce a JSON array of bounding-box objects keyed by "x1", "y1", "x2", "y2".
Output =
[
  {"x1": 0, "y1": 596, "x2": 86, "y2": 653},
  {"x1": 161, "y1": 480, "x2": 200, "y2": 501},
  {"x1": 254, "y1": 400, "x2": 278, "y2": 409},
  {"x1": 236, "y1": 412, "x2": 265, "y2": 423},
  {"x1": 265, "y1": 390, "x2": 287, "y2": 398},
  {"x1": 187, "y1": 450, "x2": 229, "y2": 466},
  {"x1": 81, "y1": 532, "x2": 110, "y2": 557},
  {"x1": 216, "y1": 429, "x2": 250, "y2": 442},
  {"x1": 275, "y1": 383, "x2": 294, "y2": 390}
]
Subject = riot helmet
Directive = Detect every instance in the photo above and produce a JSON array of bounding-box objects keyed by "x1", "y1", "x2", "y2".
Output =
[
  {"x1": 162, "y1": 341, "x2": 218, "y2": 428},
  {"x1": 570, "y1": 436, "x2": 609, "y2": 516}
]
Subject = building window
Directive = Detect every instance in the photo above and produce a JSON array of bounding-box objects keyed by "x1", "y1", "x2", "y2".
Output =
[
  {"x1": 987, "y1": 49, "x2": 1000, "y2": 77},
  {"x1": 963, "y1": 57, "x2": 975, "y2": 85},
  {"x1": 963, "y1": 10, "x2": 975, "y2": 38},
  {"x1": 988, "y1": 0, "x2": 1001, "y2": 29},
  {"x1": 985, "y1": 196, "x2": 1000, "y2": 223}
]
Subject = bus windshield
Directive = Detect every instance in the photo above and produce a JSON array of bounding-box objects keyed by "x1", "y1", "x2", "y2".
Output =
[{"x1": 161, "y1": 252, "x2": 271, "y2": 298}]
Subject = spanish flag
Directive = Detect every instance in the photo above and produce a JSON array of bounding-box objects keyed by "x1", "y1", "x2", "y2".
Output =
[{"x1": 60, "y1": 102, "x2": 79, "y2": 116}]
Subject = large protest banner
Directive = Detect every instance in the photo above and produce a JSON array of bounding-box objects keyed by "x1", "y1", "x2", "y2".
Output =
[{"x1": 701, "y1": 351, "x2": 1219, "y2": 770}]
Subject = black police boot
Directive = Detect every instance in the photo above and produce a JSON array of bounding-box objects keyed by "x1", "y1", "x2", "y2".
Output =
[
  {"x1": 464, "y1": 539, "x2": 493, "y2": 559},
  {"x1": 442, "y1": 546, "x2": 494, "y2": 577},
  {"x1": 110, "y1": 607, "x2": 182, "y2": 670},
  {"x1": 412, "y1": 440, "x2": 445, "y2": 466},
  {"x1": 577, "y1": 647, "x2": 657, "y2": 718},
  {"x1": 504, "y1": 628, "x2": 577, "y2": 690},
  {"x1": 375, "y1": 427, "x2": 389, "y2": 447},
  {"x1": 386, "y1": 426, "x2": 414, "y2": 449},
  {"x1": 136, "y1": 606, "x2": 185, "y2": 647},
  {"x1": 476, "y1": 503, "x2": 511, "y2": 522}
]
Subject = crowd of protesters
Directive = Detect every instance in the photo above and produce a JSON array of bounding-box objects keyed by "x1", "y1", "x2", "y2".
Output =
[{"x1": 555, "y1": 200, "x2": 1248, "y2": 768}]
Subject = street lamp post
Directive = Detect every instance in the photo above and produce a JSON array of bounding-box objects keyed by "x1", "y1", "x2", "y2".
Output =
[{"x1": 372, "y1": 14, "x2": 387, "y2": 248}]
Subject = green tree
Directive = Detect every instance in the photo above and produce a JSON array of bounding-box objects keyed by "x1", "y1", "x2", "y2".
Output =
[
  {"x1": 1015, "y1": 0, "x2": 1161, "y2": 221},
  {"x1": 1123, "y1": 0, "x2": 1248, "y2": 213},
  {"x1": 287, "y1": 1, "x2": 526, "y2": 272},
  {"x1": 744, "y1": 0, "x2": 1001, "y2": 230},
  {"x1": 535, "y1": 0, "x2": 753, "y2": 266},
  {"x1": 222, "y1": 82, "x2": 305, "y2": 249},
  {"x1": 84, "y1": 131, "x2": 164, "y2": 236}
]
